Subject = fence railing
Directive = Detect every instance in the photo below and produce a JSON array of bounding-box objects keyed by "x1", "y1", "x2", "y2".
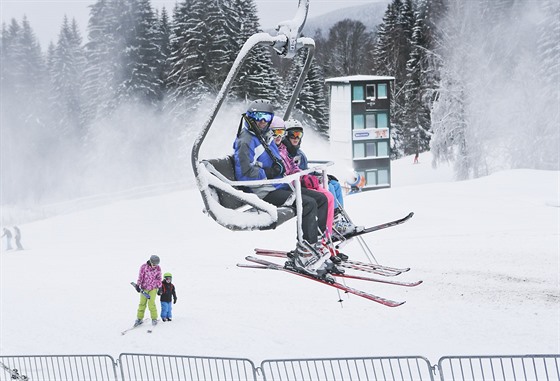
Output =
[
  {"x1": 118, "y1": 353, "x2": 257, "y2": 381},
  {"x1": 2, "y1": 354, "x2": 559, "y2": 381},
  {"x1": 437, "y1": 355, "x2": 560, "y2": 381},
  {"x1": 0, "y1": 355, "x2": 118, "y2": 381},
  {"x1": 260, "y1": 356, "x2": 434, "y2": 381}
]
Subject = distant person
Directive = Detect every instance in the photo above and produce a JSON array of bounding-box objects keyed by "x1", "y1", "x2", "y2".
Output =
[
  {"x1": 134, "y1": 255, "x2": 162, "y2": 327},
  {"x1": 413, "y1": 152, "x2": 419, "y2": 164},
  {"x1": 13, "y1": 226, "x2": 23, "y2": 250},
  {"x1": 159, "y1": 272, "x2": 177, "y2": 322},
  {"x1": 2, "y1": 228, "x2": 13, "y2": 251}
]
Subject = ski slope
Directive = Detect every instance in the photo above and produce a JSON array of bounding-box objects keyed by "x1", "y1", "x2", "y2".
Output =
[{"x1": 1, "y1": 154, "x2": 558, "y2": 364}]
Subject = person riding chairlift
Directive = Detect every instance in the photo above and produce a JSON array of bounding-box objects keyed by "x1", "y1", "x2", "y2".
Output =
[{"x1": 232, "y1": 100, "x2": 340, "y2": 279}]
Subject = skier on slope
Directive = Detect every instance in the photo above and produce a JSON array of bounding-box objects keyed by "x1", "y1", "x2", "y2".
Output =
[
  {"x1": 159, "y1": 272, "x2": 177, "y2": 322},
  {"x1": 134, "y1": 255, "x2": 162, "y2": 327},
  {"x1": 2, "y1": 228, "x2": 13, "y2": 251}
]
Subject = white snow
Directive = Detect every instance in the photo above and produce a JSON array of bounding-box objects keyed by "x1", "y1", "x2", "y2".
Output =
[{"x1": 0, "y1": 154, "x2": 558, "y2": 365}]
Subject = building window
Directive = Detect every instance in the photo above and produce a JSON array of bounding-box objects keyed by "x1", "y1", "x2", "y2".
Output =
[
  {"x1": 378, "y1": 141, "x2": 389, "y2": 156},
  {"x1": 377, "y1": 112, "x2": 388, "y2": 128},
  {"x1": 365, "y1": 113, "x2": 376, "y2": 128},
  {"x1": 378, "y1": 169, "x2": 389, "y2": 184},
  {"x1": 353, "y1": 141, "x2": 389, "y2": 159},
  {"x1": 353, "y1": 114, "x2": 365, "y2": 129},
  {"x1": 352, "y1": 85, "x2": 364, "y2": 101},
  {"x1": 366, "y1": 84, "x2": 375, "y2": 100},
  {"x1": 378, "y1": 83, "x2": 388, "y2": 98},
  {"x1": 365, "y1": 170, "x2": 377, "y2": 186},
  {"x1": 353, "y1": 142, "x2": 365, "y2": 158},
  {"x1": 364, "y1": 111, "x2": 389, "y2": 128},
  {"x1": 366, "y1": 142, "x2": 377, "y2": 156}
]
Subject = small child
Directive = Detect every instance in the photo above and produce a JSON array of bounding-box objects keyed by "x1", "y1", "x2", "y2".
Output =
[{"x1": 159, "y1": 272, "x2": 177, "y2": 322}]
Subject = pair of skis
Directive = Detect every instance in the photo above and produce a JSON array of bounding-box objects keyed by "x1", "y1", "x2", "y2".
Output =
[
  {"x1": 121, "y1": 319, "x2": 159, "y2": 335},
  {"x1": 237, "y1": 213, "x2": 420, "y2": 307}
]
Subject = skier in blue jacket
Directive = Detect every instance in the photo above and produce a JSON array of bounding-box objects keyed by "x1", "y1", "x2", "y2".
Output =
[{"x1": 233, "y1": 100, "x2": 334, "y2": 277}]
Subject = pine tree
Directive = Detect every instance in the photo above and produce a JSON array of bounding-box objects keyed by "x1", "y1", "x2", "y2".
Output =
[
  {"x1": 155, "y1": 7, "x2": 172, "y2": 102},
  {"x1": 400, "y1": 0, "x2": 445, "y2": 156},
  {"x1": 50, "y1": 16, "x2": 86, "y2": 136},
  {"x1": 286, "y1": 48, "x2": 329, "y2": 135},
  {"x1": 0, "y1": 17, "x2": 50, "y2": 203},
  {"x1": 116, "y1": 0, "x2": 162, "y2": 105},
  {"x1": 224, "y1": 0, "x2": 281, "y2": 102},
  {"x1": 82, "y1": 0, "x2": 121, "y2": 122},
  {"x1": 321, "y1": 19, "x2": 375, "y2": 78}
]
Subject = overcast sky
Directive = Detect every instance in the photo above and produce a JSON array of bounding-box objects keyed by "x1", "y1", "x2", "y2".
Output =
[{"x1": 1, "y1": 0, "x2": 377, "y2": 48}]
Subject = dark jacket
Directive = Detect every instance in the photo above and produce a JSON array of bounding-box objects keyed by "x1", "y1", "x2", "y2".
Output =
[
  {"x1": 282, "y1": 138, "x2": 309, "y2": 170},
  {"x1": 160, "y1": 281, "x2": 177, "y2": 303},
  {"x1": 233, "y1": 123, "x2": 289, "y2": 198}
]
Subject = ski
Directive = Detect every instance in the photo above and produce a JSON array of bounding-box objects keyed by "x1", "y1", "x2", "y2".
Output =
[
  {"x1": 131, "y1": 282, "x2": 151, "y2": 299},
  {"x1": 121, "y1": 318, "x2": 148, "y2": 335},
  {"x1": 254, "y1": 248, "x2": 409, "y2": 275},
  {"x1": 238, "y1": 263, "x2": 422, "y2": 287},
  {"x1": 333, "y1": 212, "x2": 414, "y2": 244},
  {"x1": 242, "y1": 256, "x2": 405, "y2": 307},
  {"x1": 334, "y1": 272, "x2": 421, "y2": 287},
  {"x1": 147, "y1": 320, "x2": 159, "y2": 333},
  {"x1": 344, "y1": 259, "x2": 410, "y2": 273},
  {"x1": 1, "y1": 361, "x2": 28, "y2": 380}
]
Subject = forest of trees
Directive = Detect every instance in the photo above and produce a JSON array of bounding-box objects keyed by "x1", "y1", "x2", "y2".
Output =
[{"x1": 1, "y1": 0, "x2": 558, "y2": 206}]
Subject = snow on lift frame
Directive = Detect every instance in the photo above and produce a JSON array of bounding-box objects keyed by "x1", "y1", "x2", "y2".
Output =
[{"x1": 191, "y1": 0, "x2": 333, "y2": 242}]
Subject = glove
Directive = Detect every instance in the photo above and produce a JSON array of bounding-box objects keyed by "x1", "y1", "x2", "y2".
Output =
[
  {"x1": 157, "y1": 288, "x2": 162, "y2": 296},
  {"x1": 264, "y1": 162, "x2": 284, "y2": 179},
  {"x1": 173, "y1": 298, "x2": 177, "y2": 304},
  {"x1": 135, "y1": 284, "x2": 141, "y2": 293},
  {"x1": 327, "y1": 174, "x2": 339, "y2": 182},
  {"x1": 301, "y1": 174, "x2": 319, "y2": 190}
]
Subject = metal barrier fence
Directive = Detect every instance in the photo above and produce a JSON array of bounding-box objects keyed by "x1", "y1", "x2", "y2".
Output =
[
  {"x1": 118, "y1": 353, "x2": 257, "y2": 381},
  {"x1": 437, "y1": 355, "x2": 560, "y2": 381},
  {"x1": 0, "y1": 355, "x2": 118, "y2": 381},
  {"x1": 2, "y1": 354, "x2": 559, "y2": 380},
  {"x1": 260, "y1": 356, "x2": 435, "y2": 381}
]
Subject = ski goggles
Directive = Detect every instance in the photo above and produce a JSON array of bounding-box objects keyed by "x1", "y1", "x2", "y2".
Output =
[
  {"x1": 288, "y1": 130, "x2": 303, "y2": 139},
  {"x1": 271, "y1": 128, "x2": 286, "y2": 138},
  {"x1": 247, "y1": 111, "x2": 273, "y2": 123}
]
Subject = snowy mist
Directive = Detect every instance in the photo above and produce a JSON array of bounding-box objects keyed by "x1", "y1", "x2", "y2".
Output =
[{"x1": 430, "y1": 0, "x2": 560, "y2": 179}]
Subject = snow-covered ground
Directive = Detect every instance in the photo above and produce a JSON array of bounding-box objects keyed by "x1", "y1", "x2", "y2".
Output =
[{"x1": 0, "y1": 154, "x2": 558, "y2": 365}]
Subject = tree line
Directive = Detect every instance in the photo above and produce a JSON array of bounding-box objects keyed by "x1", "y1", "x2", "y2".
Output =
[{"x1": 1, "y1": 0, "x2": 558, "y2": 206}]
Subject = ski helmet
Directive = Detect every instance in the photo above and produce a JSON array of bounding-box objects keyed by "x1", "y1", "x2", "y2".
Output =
[
  {"x1": 270, "y1": 115, "x2": 285, "y2": 129},
  {"x1": 163, "y1": 272, "x2": 172, "y2": 278},
  {"x1": 285, "y1": 119, "x2": 304, "y2": 138},
  {"x1": 285, "y1": 118, "x2": 303, "y2": 130},
  {"x1": 149, "y1": 255, "x2": 160, "y2": 265},
  {"x1": 247, "y1": 99, "x2": 274, "y2": 114}
]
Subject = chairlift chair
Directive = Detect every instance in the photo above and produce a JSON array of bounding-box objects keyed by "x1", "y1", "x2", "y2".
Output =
[{"x1": 191, "y1": 0, "x2": 332, "y2": 242}]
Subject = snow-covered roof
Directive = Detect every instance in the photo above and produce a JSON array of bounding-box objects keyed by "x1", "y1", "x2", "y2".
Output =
[{"x1": 325, "y1": 75, "x2": 395, "y2": 83}]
